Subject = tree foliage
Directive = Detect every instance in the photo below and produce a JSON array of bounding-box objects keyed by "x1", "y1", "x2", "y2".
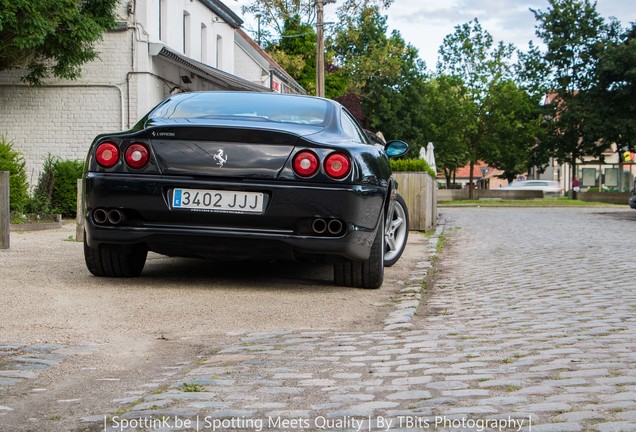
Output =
[
  {"x1": 241, "y1": 0, "x2": 393, "y2": 47},
  {"x1": 0, "y1": 0, "x2": 119, "y2": 85},
  {"x1": 438, "y1": 19, "x2": 515, "y2": 104},
  {"x1": 331, "y1": 7, "x2": 421, "y2": 95},
  {"x1": 267, "y1": 16, "x2": 317, "y2": 94},
  {"x1": 330, "y1": 7, "x2": 427, "y2": 155},
  {"x1": 587, "y1": 23, "x2": 636, "y2": 153},
  {"x1": 0, "y1": 135, "x2": 29, "y2": 211},
  {"x1": 420, "y1": 75, "x2": 471, "y2": 187},
  {"x1": 518, "y1": 0, "x2": 617, "y2": 186},
  {"x1": 437, "y1": 19, "x2": 519, "y2": 193},
  {"x1": 482, "y1": 81, "x2": 544, "y2": 183}
]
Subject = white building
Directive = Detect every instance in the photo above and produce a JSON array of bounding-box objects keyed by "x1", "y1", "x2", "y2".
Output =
[{"x1": 0, "y1": 0, "x2": 304, "y2": 184}]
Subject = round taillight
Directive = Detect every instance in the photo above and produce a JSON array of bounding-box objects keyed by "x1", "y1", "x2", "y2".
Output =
[
  {"x1": 125, "y1": 143, "x2": 150, "y2": 169},
  {"x1": 95, "y1": 142, "x2": 120, "y2": 168},
  {"x1": 324, "y1": 153, "x2": 351, "y2": 179},
  {"x1": 293, "y1": 151, "x2": 319, "y2": 177}
]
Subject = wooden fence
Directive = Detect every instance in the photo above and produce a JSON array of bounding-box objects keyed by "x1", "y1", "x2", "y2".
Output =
[{"x1": 394, "y1": 172, "x2": 438, "y2": 231}]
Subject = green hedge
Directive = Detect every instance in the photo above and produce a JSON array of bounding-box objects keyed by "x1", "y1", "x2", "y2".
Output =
[
  {"x1": 32, "y1": 155, "x2": 84, "y2": 217},
  {"x1": 390, "y1": 158, "x2": 436, "y2": 178},
  {"x1": 0, "y1": 135, "x2": 29, "y2": 212}
]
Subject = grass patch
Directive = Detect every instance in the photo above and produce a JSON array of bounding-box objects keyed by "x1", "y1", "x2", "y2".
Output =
[
  {"x1": 435, "y1": 232, "x2": 447, "y2": 253},
  {"x1": 181, "y1": 383, "x2": 203, "y2": 392},
  {"x1": 438, "y1": 198, "x2": 621, "y2": 207}
]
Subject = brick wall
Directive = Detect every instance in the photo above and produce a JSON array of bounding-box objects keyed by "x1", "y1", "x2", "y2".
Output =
[{"x1": 0, "y1": 30, "x2": 132, "y2": 186}]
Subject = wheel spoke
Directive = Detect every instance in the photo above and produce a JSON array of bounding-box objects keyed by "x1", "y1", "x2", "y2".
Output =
[
  {"x1": 386, "y1": 236, "x2": 397, "y2": 252},
  {"x1": 391, "y1": 216, "x2": 403, "y2": 231}
]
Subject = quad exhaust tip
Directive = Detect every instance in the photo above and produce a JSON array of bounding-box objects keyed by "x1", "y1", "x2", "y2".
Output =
[
  {"x1": 311, "y1": 218, "x2": 344, "y2": 236},
  {"x1": 107, "y1": 209, "x2": 124, "y2": 225},
  {"x1": 327, "y1": 219, "x2": 343, "y2": 235},
  {"x1": 93, "y1": 208, "x2": 108, "y2": 224},
  {"x1": 93, "y1": 208, "x2": 125, "y2": 226}
]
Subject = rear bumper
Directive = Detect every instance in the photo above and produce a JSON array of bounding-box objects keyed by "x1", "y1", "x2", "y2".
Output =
[{"x1": 83, "y1": 173, "x2": 387, "y2": 261}]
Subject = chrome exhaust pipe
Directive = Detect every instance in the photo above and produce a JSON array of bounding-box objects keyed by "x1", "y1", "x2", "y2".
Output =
[
  {"x1": 93, "y1": 208, "x2": 108, "y2": 224},
  {"x1": 107, "y1": 209, "x2": 124, "y2": 225},
  {"x1": 311, "y1": 218, "x2": 327, "y2": 234},
  {"x1": 327, "y1": 219, "x2": 343, "y2": 235}
]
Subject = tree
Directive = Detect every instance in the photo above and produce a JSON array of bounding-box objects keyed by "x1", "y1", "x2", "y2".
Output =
[
  {"x1": 437, "y1": 19, "x2": 515, "y2": 197},
  {"x1": 422, "y1": 75, "x2": 472, "y2": 188},
  {"x1": 267, "y1": 16, "x2": 318, "y2": 94},
  {"x1": 0, "y1": 0, "x2": 118, "y2": 85},
  {"x1": 482, "y1": 81, "x2": 544, "y2": 183},
  {"x1": 519, "y1": 0, "x2": 616, "y2": 196},
  {"x1": 590, "y1": 23, "x2": 636, "y2": 155},
  {"x1": 330, "y1": 7, "x2": 427, "y2": 151},
  {"x1": 331, "y1": 7, "x2": 422, "y2": 96},
  {"x1": 241, "y1": 0, "x2": 393, "y2": 47}
]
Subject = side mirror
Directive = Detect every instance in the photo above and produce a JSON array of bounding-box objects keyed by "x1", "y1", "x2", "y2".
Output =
[{"x1": 385, "y1": 140, "x2": 409, "y2": 158}]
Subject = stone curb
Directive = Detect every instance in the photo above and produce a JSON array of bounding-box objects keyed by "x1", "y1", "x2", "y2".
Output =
[{"x1": 383, "y1": 220, "x2": 445, "y2": 331}]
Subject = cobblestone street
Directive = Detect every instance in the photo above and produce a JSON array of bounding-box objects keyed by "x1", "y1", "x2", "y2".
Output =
[{"x1": 1, "y1": 207, "x2": 635, "y2": 431}]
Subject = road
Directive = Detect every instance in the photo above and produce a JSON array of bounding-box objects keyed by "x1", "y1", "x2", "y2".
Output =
[{"x1": 1, "y1": 206, "x2": 635, "y2": 431}]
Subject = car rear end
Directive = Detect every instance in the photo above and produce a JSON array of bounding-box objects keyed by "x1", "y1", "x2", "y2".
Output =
[{"x1": 83, "y1": 122, "x2": 388, "y2": 264}]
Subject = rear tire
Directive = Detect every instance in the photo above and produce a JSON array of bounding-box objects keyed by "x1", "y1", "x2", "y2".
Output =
[
  {"x1": 84, "y1": 237, "x2": 147, "y2": 277},
  {"x1": 334, "y1": 213, "x2": 384, "y2": 289},
  {"x1": 384, "y1": 194, "x2": 409, "y2": 267}
]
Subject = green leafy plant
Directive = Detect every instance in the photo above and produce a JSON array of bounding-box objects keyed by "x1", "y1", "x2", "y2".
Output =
[
  {"x1": 50, "y1": 159, "x2": 84, "y2": 216},
  {"x1": 28, "y1": 155, "x2": 55, "y2": 214},
  {"x1": 0, "y1": 135, "x2": 29, "y2": 212},
  {"x1": 390, "y1": 158, "x2": 436, "y2": 177},
  {"x1": 0, "y1": 0, "x2": 119, "y2": 85},
  {"x1": 30, "y1": 155, "x2": 83, "y2": 217},
  {"x1": 181, "y1": 383, "x2": 203, "y2": 393}
]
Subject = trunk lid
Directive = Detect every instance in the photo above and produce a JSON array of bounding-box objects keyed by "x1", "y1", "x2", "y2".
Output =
[{"x1": 145, "y1": 121, "x2": 323, "y2": 179}]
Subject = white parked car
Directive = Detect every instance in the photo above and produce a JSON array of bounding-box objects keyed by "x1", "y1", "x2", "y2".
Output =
[{"x1": 498, "y1": 180, "x2": 564, "y2": 196}]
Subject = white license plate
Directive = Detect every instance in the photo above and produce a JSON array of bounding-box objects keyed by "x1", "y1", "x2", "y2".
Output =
[{"x1": 172, "y1": 188, "x2": 264, "y2": 214}]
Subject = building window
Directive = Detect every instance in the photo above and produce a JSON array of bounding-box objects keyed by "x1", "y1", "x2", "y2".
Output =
[
  {"x1": 183, "y1": 11, "x2": 191, "y2": 55},
  {"x1": 201, "y1": 23, "x2": 208, "y2": 63},
  {"x1": 159, "y1": 0, "x2": 167, "y2": 42},
  {"x1": 216, "y1": 35, "x2": 223, "y2": 69}
]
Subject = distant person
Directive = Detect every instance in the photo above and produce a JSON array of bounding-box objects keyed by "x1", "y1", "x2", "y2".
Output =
[{"x1": 572, "y1": 177, "x2": 580, "y2": 192}]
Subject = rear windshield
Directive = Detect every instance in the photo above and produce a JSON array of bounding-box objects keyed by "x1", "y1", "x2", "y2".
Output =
[{"x1": 150, "y1": 92, "x2": 329, "y2": 126}]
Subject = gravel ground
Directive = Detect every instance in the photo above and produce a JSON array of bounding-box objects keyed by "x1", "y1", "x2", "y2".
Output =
[
  {"x1": 1, "y1": 222, "x2": 423, "y2": 344},
  {"x1": 0, "y1": 221, "x2": 424, "y2": 358}
]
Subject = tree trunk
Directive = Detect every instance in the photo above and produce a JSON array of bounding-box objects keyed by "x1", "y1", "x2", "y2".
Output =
[
  {"x1": 468, "y1": 160, "x2": 475, "y2": 199},
  {"x1": 444, "y1": 168, "x2": 451, "y2": 189},
  {"x1": 569, "y1": 155, "x2": 577, "y2": 199}
]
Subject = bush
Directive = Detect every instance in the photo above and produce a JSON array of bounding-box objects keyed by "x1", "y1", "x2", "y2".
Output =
[
  {"x1": 0, "y1": 135, "x2": 29, "y2": 211},
  {"x1": 390, "y1": 158, "x2": 436, "y2": 178},
  {"x1": 28, "y1": 155, "x2": 55, "y2": 214},
  {"x1": 32, "y1": 155, "x2": 84, "y2": 217},
  {"x1": 51, "y1": 159, "x2": 84, "y2": 216}
]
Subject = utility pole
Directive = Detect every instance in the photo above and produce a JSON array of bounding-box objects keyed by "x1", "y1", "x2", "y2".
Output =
[
  {"x1": 256, "y1": 13, "x2": 262, "y2": 46},
  {"x1": 315, "y1": 0, "x2": 325, "y2": 98},
  {"x1": 315, "y1": 0, "x2": 334, "y2": 98}
]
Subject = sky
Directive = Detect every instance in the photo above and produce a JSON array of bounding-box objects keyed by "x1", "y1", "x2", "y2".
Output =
[{"x1": 228, "y1": 0, "x2": 636, "y2": 72}]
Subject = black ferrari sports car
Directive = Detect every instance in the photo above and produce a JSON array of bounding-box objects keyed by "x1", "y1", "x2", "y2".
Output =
[{"x1": 83, "y1": 91, "x2": 409, "y2": 288}]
